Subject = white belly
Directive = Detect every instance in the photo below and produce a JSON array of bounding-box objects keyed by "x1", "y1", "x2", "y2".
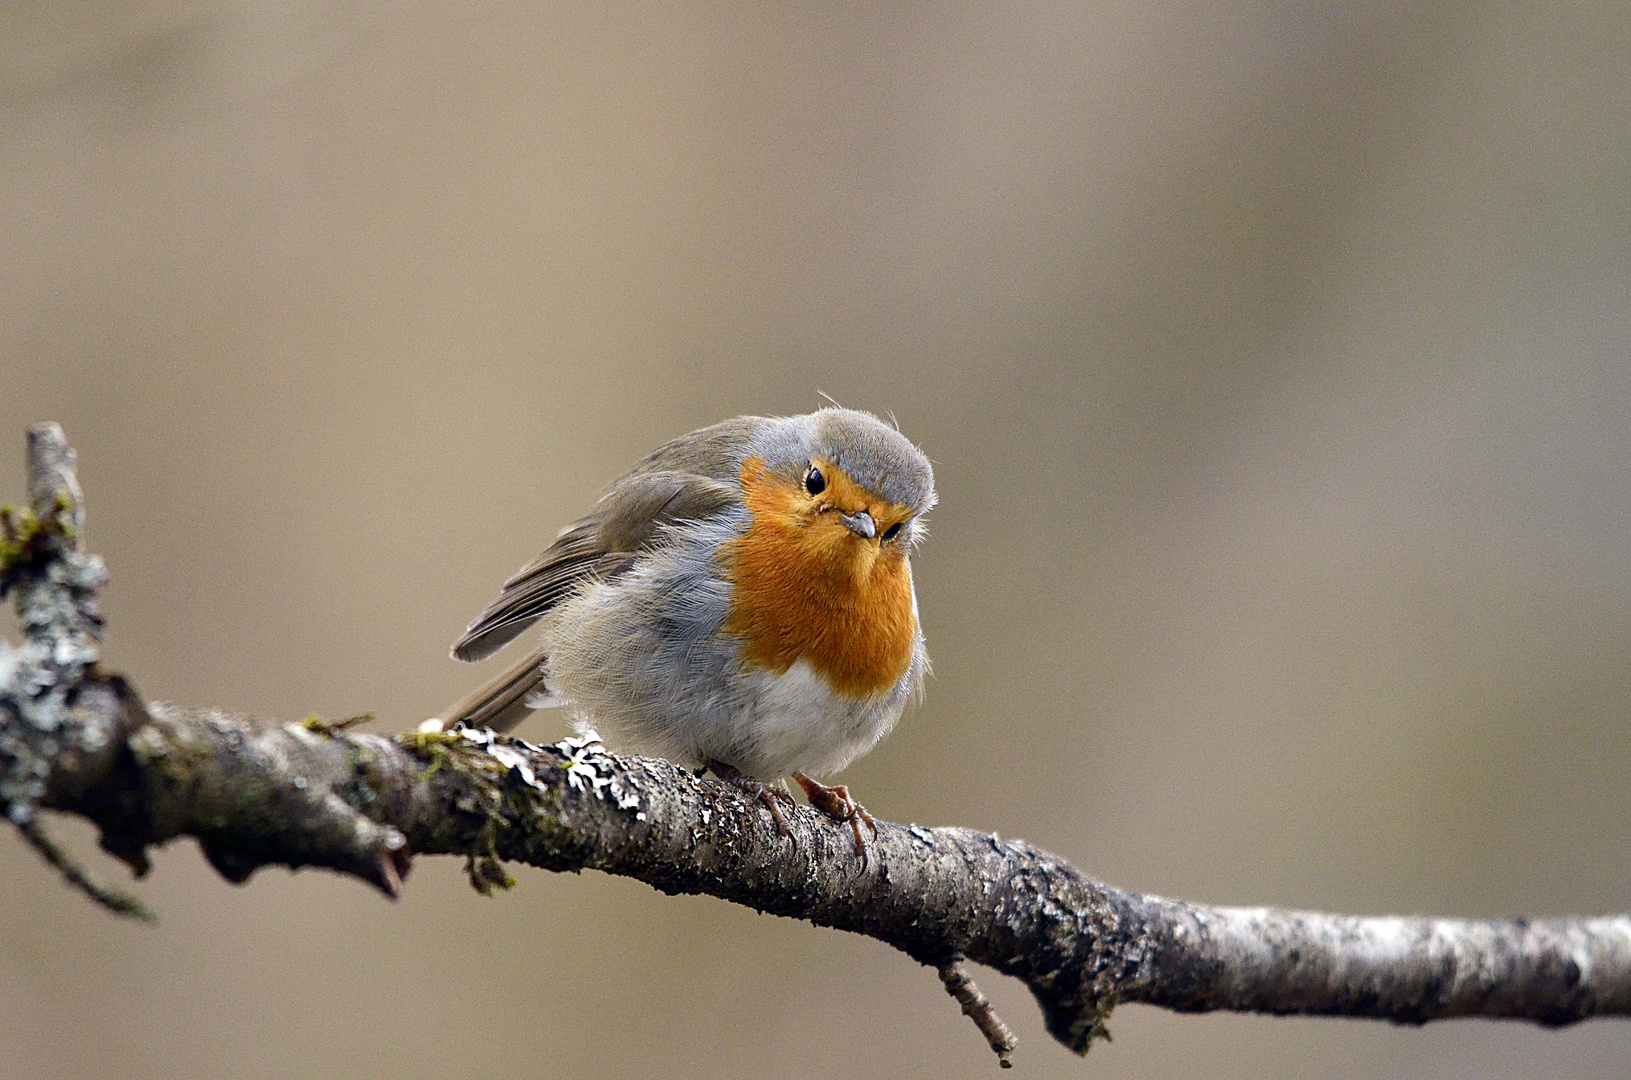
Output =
[
  {"x1": 707, "y1": 659, "x2": 902, "y2": 779},
  {"x1": 561, "y1": 651, "x2": 905, "y2": 780}
]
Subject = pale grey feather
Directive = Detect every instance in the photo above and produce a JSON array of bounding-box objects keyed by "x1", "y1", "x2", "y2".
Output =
[{"x1": 451, "y1": 470, "x2": 739, "y2": 662}]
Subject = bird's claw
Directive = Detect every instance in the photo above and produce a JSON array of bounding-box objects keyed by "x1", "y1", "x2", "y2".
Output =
[
  {"x1": 791, "y1": 773, "x2": 877, "y2": 864},
  {"x1": 708, "y1": 761, "x2": 798, "y2": 850}
]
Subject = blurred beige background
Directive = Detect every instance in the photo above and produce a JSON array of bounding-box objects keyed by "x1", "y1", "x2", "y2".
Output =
[{"x1": 3, "y1": 2, "x2": 1629, "y2": 1077}]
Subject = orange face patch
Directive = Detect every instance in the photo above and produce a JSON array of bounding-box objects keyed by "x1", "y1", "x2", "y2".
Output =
[{"x1": 722, "y1": 456, "x2": 918, "y2": 697}]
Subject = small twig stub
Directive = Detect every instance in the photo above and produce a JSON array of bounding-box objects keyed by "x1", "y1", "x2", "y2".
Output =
[{"x1": 939, "y1": 955, "x2": 1018, "y2": 1067}]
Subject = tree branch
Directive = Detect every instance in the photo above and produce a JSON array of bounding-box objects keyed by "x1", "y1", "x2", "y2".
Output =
[{"x1": 5, "y1": 425, "x2": 1630, "y2": 1067}]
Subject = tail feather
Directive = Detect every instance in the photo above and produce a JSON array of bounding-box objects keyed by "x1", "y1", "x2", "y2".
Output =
[{"x1": 436, "y1": 645, "x2": 551, "y2": 733}]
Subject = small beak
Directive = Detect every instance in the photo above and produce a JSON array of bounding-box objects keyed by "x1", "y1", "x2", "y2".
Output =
[{"x1": 839, "y1": 509, "x2": 877, "y2": 539}]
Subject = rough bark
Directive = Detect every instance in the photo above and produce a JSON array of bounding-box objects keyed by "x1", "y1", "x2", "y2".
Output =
[{"x1": 5, "y1": 424, "x2": 1630, "y2": 1067}]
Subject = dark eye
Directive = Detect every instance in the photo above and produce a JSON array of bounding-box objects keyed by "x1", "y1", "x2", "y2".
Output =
[
  {"x1": 804, "y1": 465, "x2": 826, "y2": 495},
  {"x1": 881, "y1": 522, "x2": 903, "y2": 542}
]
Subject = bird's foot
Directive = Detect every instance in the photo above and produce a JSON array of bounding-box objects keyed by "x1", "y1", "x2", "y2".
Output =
[
  {"x1": 707, "y1": 760, "x2": 797, "y2": 847},
  {"x1": 791, "y1": 773, "x2": 878, "y2": 863}
]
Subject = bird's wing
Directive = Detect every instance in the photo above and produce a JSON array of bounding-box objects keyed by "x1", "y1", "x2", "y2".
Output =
[
  {"x1": 614, "y1": 414, "x2": 766, "y2": 484},
  {"x1": 450, "y1": 469, "x2": 741, "y2": 661}
]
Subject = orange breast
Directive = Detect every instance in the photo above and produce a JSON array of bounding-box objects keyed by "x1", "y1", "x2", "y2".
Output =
[{"x1": 722, "y1": 457, "x2": 918, "y2": 697}]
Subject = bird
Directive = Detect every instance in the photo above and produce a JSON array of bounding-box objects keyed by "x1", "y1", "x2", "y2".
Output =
[{"x1": 436, "y1": 408, "x2": 936, "y2": 856}]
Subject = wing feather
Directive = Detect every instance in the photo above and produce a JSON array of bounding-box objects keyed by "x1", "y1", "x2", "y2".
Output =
[{"x1": 450, "y1": 469, "x2": 739, "y2": 661}]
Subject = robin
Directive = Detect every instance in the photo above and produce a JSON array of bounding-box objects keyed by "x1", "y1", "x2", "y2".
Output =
[{"x1": 436, "y1": 408, "x2": 936, "y2": 855}]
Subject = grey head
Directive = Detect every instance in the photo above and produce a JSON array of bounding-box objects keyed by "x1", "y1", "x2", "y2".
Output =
[{"x1": 744, "y1": 408, "x2": 937, "y2": 517}]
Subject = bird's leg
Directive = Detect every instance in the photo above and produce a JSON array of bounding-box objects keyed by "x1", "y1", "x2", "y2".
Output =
[
  {"x1": 707, "y1": 760, "x2": 797, "y2": 846},
  {"x1": 790, "y1": 773, "x2": 878, "y2": 860}
]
